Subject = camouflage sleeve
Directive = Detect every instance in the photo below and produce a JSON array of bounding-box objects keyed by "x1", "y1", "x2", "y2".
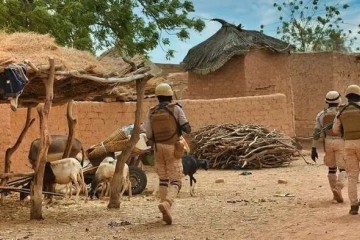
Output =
[
  {"x1": 174, "y1": 105, "x2": 191, "y2": 134},
  {"x1": 174, "y1": 105, "x2": 188, "y2": 126},
  {"x1": 312, "y1": 111, "x2": 323, "y2": 147}
]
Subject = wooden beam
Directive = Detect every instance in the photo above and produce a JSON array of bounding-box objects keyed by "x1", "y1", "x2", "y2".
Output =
[
  {"x1": 63, "y1": 100, "x2": 77, "y2": 158},
  {"x1": 30, "y1": 57, "x2": 55, "y2": 220},
  {"x1": 108, "y1": 76, "x2": 149, "y2": 209},
  {"x1": 24, "y1": 59, "x2": 39, "y2": 72},
  {"x1": 0, "y1": 172, "x2": 34, "y2": 179},
  {"x1": 55, "y1": 70, "x2": 152, "y2": 84},
  {"x1": 0, "y1": 186, "x2": 63, "y2": 196}
]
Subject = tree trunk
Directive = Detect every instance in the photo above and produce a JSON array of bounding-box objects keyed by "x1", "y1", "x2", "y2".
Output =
[
  {"x1": 108, "y1": 77, "x2": 148, "y2": 209},
  {"x1": 30, "y1": 57, "x2": 55, "y2": 220},
  {"x1": 62, "y1": 100, "x2": 77, "y2": 158}
]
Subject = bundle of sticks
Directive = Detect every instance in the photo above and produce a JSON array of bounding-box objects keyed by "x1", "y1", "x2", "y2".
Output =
[{"x1": 191, "y1": 123, "x2": 298, "y2": 169}]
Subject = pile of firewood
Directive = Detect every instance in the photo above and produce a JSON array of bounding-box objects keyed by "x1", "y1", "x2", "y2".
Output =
[{"x1": 191, "y1": 123, "x2": 298, "y2": 169}]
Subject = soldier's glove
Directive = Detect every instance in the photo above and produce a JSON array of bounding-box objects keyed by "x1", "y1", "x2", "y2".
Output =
[{"x1": 311, "y1": 147, "x2": 318, "y2": 162}]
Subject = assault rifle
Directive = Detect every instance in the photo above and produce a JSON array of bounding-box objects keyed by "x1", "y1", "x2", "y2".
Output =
[{"x1": 313, "y1": 122, "x2": 334, "y2": 139}]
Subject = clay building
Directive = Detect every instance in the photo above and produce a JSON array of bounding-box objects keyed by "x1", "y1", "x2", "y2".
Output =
[
  {"x1": 181, "y1": 19, "x2": 296, "y2": 137},
  {"x1": 181, "y1": 19, "x2": 360, "y2": 138}
]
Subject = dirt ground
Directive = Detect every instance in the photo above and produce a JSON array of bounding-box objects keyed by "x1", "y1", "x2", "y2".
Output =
[{"x1": 1, "y1": 148, "x2": 360, "y2": 240}]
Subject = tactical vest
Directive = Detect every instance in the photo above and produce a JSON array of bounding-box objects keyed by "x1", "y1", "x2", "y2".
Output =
[
  {"x1": 322, "y1": 108, "x2": 338, "y2": 137},
  {"x1": 339, "y1": 104, "x2": 360, "y2": 140},
  {"x1": 150, "y1": 103, "x2": 180, "y2": 144}
]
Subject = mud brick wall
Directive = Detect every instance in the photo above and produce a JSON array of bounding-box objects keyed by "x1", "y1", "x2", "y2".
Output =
[
  {"x1": 0, "y1": 105, "x2": 11, "y2": 172},
  {"x1": 244, "y1": 50, "x2": 295, "y2": 138},
  {"x1": 182, "y1": 94, "x2": 293, "y2": 136},
  {"x1": 155, "y1": 63, "x2": 185, "y2": 77},
  {"x1": 0, "y1": 93, "x2": 294, "y2": 172},
  {"x1": 187, "y1": 55, "x2": 246, "y2": 99},
  {"x1": 187, "y1": 50, "x2": 295, "y2": 136},
  {"x1": 290, "y1": 52, "x2": 334, "y2": 137},
  {"x1": 290, "y1": 52, "x2": 360, "y2": 137},
  {"x1": 332, "y1": 53, "x2": 360, "y2": 96}
]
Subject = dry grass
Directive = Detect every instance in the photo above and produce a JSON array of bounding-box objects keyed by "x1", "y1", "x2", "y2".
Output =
[{"x1": 0, "y1": 32, "x2": 129, "y2": 75}]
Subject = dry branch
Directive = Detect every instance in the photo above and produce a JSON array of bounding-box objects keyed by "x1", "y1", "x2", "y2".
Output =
[
  {"x1": 0, "y1": 172, "x2": 34, "y2": 179},
  {"x1": 55, "y1": 71, "x2": 151, "y2": 84},
  {"x1": 0, "y1": 108, "x2": 35, "y2": 186},
  {"x1": 191, "y1": 123, "x2": 298, "y2": 169},
  {"x1": 63, "y1": 100, "x2": 77, "y2": 158}
]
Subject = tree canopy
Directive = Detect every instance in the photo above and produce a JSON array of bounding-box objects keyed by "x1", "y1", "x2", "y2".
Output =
[
  {"x1": 0, "y1": 0, "x2": 205, "y2": 59},
  {"x1": 261, "y1": 0, "x2": 360, "y2": 52}
]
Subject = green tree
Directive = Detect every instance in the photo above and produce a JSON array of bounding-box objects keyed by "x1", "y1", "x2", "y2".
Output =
[
  {"x1": 261, "y1": 0, "x2": 360, "y2": 52},
  {"x1": 0, "y1": 0, "x2": 205, "y2": 59}
]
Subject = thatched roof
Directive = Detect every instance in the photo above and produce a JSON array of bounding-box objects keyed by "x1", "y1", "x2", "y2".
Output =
[
  {"x1": 0, "y1": 32, "x2": 156, "y2": 107},
  {"x1": 181, "y1": 19, "x2": 295, "y2": 75}
]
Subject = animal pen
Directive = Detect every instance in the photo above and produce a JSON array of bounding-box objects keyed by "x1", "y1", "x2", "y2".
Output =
[{"x1": 0, "y1": 32, "x2": 156, "y2": 220}]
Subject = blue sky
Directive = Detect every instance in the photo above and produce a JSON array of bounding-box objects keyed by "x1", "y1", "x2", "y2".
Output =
[{"x1": 148, "y1": 0, "x2": 360, "y2": 64}]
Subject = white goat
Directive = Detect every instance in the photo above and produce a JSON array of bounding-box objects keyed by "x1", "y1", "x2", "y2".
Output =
[
  {"x1": 89, "y1": 157, "x2": 132, "y2": 200},
  {"x1": 49, "y1": 157, "x2": 88, "y2": 203}
]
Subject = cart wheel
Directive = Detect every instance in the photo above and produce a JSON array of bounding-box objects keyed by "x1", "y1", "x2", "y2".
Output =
[{"x1": 127, "y1": 165, "x2": 147, "y2": 195}]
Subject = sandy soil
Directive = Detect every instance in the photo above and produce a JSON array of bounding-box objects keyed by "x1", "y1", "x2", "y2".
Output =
[{"x1": 1, "y1": 149, "x2": 359, "y2": 240}]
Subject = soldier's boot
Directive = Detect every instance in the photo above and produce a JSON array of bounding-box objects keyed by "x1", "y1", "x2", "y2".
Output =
[
  {"x1": 328, "y1": 174, "x2": 341, "y2": 203},
  {"x1": 349, "y1": 204, "x2": 359, "y2": 215},
  {"x1": 158, "y1": 184, "x2": 179, "y2": 225},
  {"x1": 333, "y1": 171, "x2": 347, "y2": 203}
]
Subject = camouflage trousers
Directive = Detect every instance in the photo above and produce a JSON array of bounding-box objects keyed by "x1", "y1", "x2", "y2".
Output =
[
  {"x1": 154, "y1": 143, "x2": 183, "y2": 188},
  {"x1": 323, "y1": 138, "x2": 345, "y2": 169},
  {"x1": 344, "y1": 139, "x2": 360, "y2": 206}
]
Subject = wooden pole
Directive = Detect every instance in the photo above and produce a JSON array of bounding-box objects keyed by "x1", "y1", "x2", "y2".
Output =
[
  {"x1": 0, "y1": 108, "x2": 35, "y2": 186},
  {"x1": 30, "y1": 57, "x2": 54, "y2": 220},
  {"x1": 108, "y1": 77, "x2": 149, "y2": 209},
  {"x1": 62, "y1": 100, "x2": 77, "y2": 158},
  {"x1": 0, "y1": 172, "x2": 34, "y2": 179}
]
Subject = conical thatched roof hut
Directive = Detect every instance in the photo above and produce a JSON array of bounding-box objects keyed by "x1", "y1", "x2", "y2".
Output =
[
  {"x1": 180, "y1": 19, "x2": 296, "y2": 137},
  {"x1": 182, "y1": 19, "x2": 295, "y2": 75}
]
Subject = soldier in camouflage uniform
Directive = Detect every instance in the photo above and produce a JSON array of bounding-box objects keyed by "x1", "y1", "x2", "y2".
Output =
[
  {"x1": 311, "y1": 91, "x2": 346, "y2": 203},
  {"x1": 333, "y1": 85, "x2": 360, "y2": 215},
  {"x1": 144, "y1": 83, "x2": 191, "y2": 225}
]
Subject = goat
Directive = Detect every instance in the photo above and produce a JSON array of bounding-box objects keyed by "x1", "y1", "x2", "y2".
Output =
[
  {"x1": 50, "y1": 158, "x2": 88, "y2": 202},
  {"x1": 182, "y1": 155, "x2": 209, "y2": 196},
  {"x1": 89, "y1": 157, "x2": 132, "y2": 200},
  {"x1": 20, "y1": 158, "x2": 88, "y2": 203}
]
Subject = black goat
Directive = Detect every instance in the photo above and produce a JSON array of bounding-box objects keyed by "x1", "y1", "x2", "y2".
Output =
[
  {"x1": 182, "y1": 155, "x2": 209, "y2": 196},
  {"x1": 20, "y1": 162, "x2": 56, "y2": 201}
]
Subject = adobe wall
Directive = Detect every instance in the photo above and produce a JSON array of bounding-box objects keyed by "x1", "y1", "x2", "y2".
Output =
[
  {"x1": 155, "y1": 63, "x2": 184, "y2": 77},
  {"x1": 0, "y1": 105, "x2": 11, "y2": 172},
  {"x1": 186, "y1": 50, "x2": 360, "y2": 138},
  {"x1": 290, "y1": 52, "x2": 360, "y2": 137},
  {"x1": 187, "y1": 55, "x2": 246, "y2": 99},
  {"x1": 332, "y1": 53, "x2": 360, "y2": 95},
  {"x1": 244, "y1": 50, "x2": 295, "y2": 137},
  {"x1": 0, "y1": 93, "x2": 294, "y2": 173},
  {"x1": 290, "y1": 52, "x2": 335, "y2": 137},
  {"x1": 187, "y1": 50, "x2": 295, "y2": 136}
]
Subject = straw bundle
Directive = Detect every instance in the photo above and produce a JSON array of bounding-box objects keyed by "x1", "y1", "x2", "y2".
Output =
[
  {"x1": 86, "y1": 128, "x2": 130, "y2": 166},
  {"x1": 0, "y1": 32, "x2": 130, "y2": 75}
]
